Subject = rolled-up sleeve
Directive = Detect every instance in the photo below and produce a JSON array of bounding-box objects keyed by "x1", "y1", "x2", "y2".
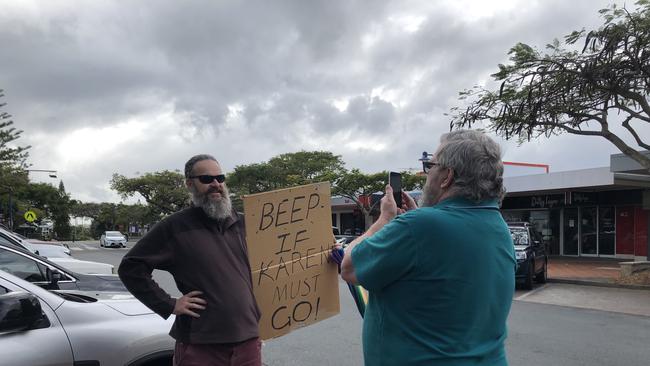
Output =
[{"x1": 351, "y1": 214, "x2": 416, "y2": 291}]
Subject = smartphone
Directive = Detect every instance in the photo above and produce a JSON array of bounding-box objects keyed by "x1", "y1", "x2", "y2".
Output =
[{"x1": 388, "y1": 172, "x2": 402, "y2": 207}]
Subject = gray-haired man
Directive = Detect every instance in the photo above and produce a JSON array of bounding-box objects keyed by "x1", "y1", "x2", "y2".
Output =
[
  {"x1": 119, "y1": 154, "x2": 261, "y2": 366},
  {"x1": 341, "y1": 130, "x2": 516, "y2": 366}
]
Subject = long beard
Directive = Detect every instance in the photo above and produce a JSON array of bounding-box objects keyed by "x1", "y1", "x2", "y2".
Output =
[{"x1": 191, "y1": 186, "x2": 232, "y2": 220}]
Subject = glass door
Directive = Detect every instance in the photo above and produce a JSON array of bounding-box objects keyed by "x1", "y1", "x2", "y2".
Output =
[
  {"x1": 563, "y1": 208, "x2": 579, "y2": 255},
  {"x1": 598, "y1": 206, "x2": 615, "y2": 256},
  {"x1": 580, "y1": 207, "x2": 598, "y2": 255}
]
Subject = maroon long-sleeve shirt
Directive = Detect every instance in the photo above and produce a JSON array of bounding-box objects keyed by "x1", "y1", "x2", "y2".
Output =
[{"x1": 118, "y1": 207, "x2": 261, "y2": 344}]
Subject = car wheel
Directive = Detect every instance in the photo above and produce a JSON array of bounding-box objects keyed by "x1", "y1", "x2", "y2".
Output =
[
  {"x1": 523, "y1": 261, "x2": 534, "y2": 290},
  {"x1": 535, "y1": 259, "x2": 548, "y2": 283}
]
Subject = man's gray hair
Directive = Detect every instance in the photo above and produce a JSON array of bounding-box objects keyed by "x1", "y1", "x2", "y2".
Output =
[
  {"x1": 436, "y1": 130, "x2": 505, "y2": 202},
  {"x1": 184, "y1": 154, "x2": 218, "y2": 178}
]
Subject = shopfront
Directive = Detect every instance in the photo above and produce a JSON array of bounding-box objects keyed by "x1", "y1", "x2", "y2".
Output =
[{"x1": 502, "y1": 190, "x2": 648, "y2": 259}]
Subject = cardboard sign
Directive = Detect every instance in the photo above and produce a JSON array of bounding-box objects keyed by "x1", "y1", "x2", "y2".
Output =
[{"x1": 243, "y1": 182, "x2": 340, "y2": 340}]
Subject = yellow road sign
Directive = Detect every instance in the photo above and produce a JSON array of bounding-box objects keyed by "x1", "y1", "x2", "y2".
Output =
[{"x1": 24, "y1": 210, "x2": 37, "y2": 222}]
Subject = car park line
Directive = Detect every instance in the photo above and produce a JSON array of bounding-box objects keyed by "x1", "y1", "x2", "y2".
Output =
[{"x1": 514, "y1": 284, "x2": 549, "y2": 301}]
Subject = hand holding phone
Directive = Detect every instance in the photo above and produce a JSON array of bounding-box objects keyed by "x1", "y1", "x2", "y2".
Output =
[{"x1": 388, "y1": 172, "x2": 402, "y2": 208}]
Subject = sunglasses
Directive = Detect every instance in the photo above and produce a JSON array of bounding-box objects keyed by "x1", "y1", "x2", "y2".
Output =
[
  {"x1": 422, "y1": 161, "x2": 440, "y2": 174},
  {"x1": 189, "y1": 174, "x2": 226, "y2": 184}
]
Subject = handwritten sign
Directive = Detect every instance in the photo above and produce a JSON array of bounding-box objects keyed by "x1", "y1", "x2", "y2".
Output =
[{"x1": 243, "y1": 182, "x2": 340, "y2": 340}]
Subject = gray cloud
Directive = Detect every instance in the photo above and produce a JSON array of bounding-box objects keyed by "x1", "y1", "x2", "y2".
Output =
[{"x1": 0, "y1": 0, "x2": 633, "y2": 202}]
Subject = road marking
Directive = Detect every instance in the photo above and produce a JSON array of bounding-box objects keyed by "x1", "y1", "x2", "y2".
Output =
[
  {"x1": 514, "y1": 284, "x2": 549, "y2": 301},
  {"x1": 595, "y1": 267, "x2": 619, "y2": 270}
]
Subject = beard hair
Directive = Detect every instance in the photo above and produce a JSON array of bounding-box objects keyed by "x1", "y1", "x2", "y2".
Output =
[
  {"x1": 191, "y1": 185, "x2": 233, "y2": 220},
  {"x1": 419, "y1": 179, "x2": 436, "y2": 207}
]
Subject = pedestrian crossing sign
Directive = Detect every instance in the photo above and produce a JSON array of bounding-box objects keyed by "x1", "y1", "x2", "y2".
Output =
[{"x1": 24, "y1": 210, "x2": 37, "y2": 222}]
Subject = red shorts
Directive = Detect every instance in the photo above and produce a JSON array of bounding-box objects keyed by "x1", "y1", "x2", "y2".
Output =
[{"x1": 173, "y1": 337, "x2": 262, "y2": 366}]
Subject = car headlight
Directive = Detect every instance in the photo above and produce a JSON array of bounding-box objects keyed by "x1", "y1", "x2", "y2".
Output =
[{"x1": 515, "y1": 251, "x2": 527, "y2": 260}]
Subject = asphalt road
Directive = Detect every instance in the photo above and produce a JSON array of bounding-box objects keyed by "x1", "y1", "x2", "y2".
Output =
[{"x1": 71, "y1": 241, "x2": 650, "y2": 366}]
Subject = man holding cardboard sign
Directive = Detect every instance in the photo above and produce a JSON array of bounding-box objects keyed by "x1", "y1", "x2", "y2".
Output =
[{"x1": 119, "y1": 154, "x2": 262, "y2": 366}]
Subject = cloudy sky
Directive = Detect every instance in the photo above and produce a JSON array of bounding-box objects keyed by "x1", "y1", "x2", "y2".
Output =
[{"x1": 2, "y1": 0, "x2": 643, "y2": 203}]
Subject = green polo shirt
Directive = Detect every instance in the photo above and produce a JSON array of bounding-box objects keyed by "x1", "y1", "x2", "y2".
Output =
[{"x1": 351, "y1": 197, "x2": 516, "y2": 366}]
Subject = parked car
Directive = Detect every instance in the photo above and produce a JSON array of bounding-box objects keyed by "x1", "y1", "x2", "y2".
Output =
[
  {"x1": 0, "y1": 242, "x2": 126, "y2": 292},
  {"x1": 100, "y1": 231, "x2": 127, "y2": 248},
  {"x1": 333, "y1": 226, "x2": 360, "y2": 246},
  {"x1": 509, "y1": 222, "x2": 548, "y2": 289},
  {"x1": 0, "y1": 228, "x2": 114, "y2": 275},
  {"x1": 0, "y1": 269, "x2": 174, "y2": 366},
  {"x1": 1, "y1": 229, "x2": 71, "y2": 255}
]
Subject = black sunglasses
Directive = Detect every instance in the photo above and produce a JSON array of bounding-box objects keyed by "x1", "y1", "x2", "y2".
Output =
[
  {"x1": 422, "y1": 161, "x2": 440, "y2": 174},
  {"x1": 189, "y1": 174, "x2": 226, "y2": 184}
]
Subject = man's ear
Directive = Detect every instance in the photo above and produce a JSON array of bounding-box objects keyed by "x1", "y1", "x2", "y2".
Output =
[
  {"x1": 185, "y1": 178, "x2": 193, "y2": 189},
  {"x1": 441, "y1": 168, "x2": 454, "y2": 188}
]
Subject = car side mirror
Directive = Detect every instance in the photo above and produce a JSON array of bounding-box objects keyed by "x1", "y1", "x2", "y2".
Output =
[
  {"x1": 0, "y1": 292, "x2": 50, "y2": 333},
  {"x1": 46, "y1": 268, "x2": 62, "y2": 286}
]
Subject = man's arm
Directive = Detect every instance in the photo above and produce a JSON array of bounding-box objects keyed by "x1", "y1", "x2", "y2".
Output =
[
  {"x1": 118, "y1": 232, "x2": 178, "y2": 319},
  {"x1": 341, "y1": 185, "x2": 400, "y2": 285}
]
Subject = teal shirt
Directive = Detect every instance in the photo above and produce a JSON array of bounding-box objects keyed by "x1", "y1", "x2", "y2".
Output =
[{"x1": 351, "y1": 197, "x2": 516, "y2": 366}]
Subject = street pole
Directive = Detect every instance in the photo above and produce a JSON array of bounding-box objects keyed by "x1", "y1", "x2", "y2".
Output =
[{"x1": 8, "y1": 191, "x2": 13, "y2": 229}]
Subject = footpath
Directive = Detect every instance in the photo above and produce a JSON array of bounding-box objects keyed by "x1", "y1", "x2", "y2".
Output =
[{"x1": 548, "y1": 256, "x2": 649, "y2": 289}]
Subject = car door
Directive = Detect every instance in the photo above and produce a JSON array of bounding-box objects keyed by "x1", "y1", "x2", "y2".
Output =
[
  {"x1": 0, "y1": 245, "x2": 79, "y2": 290},
  {"x1": 530, "y1": 229, "x2": 545, "y2": 272},
  {"x1": 0, "y1": 281, "x2": 74, "y2": 366}
]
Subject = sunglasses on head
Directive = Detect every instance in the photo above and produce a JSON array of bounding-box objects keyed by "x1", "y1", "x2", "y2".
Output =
[{"x1": 189, "y1": 174, "x2": 226, "y2": 184}]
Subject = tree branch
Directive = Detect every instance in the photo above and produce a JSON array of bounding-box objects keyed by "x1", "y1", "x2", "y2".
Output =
[{"x1": 622, "y1": 115, "x2": 650, "y2": 150}]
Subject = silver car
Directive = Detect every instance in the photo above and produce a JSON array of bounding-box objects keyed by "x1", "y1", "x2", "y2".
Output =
[
  {"x1": 0, "y1": 269, "x2": 175, "y2": 366},
  {"x1": 100, "y1": 231, "x2": 127, "y2": 248}
]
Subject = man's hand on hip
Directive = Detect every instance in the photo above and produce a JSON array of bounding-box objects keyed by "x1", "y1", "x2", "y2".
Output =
[{"x1": 173, "y1": 290, "x2": 207, "y2": 318}]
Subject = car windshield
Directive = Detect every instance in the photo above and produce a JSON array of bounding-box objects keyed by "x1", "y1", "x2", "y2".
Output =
[
  {"x1": 509, "y1": 228, "x2": 529, "y2": 246},
  {"x1": 106, "y1": 232, "x2": 123, "y2": 237}
]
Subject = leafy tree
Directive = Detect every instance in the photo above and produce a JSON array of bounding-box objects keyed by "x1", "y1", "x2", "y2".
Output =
[
  {"x1": 110, "y1": 170, "x2": 189, "y2": 216},
  {"x1": 12, "y1": 182, "x2": 72, "y2": 239},
  {"x1": 0, "y1": 90, "x2": 30, "y2": 228},
  {"x1": 51, "y1": 181, "x2": 72, "y2": 240},
  {"x1": 69, "y1": 201, "x2": 103, "y2": 220},
  {"x1": 228, "y1": 151, "x2": 347, "y2": 210},
  {"x1": 0, "y1": 89, "x2": 30, "y2": 169},
  {"x1": 450, "y1": 1, "x2": 650, "y2": 172}
]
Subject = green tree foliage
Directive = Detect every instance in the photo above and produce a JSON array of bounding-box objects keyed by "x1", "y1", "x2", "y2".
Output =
[
  {"x1": 13, "y1": 182, "x2": 71, "y2": 239},
  {"x1": 228, "y1": 151, "x2": 347, "y2": 210},
  {"x1": 110, "y1": 170, "x2": 189, "y2": 217},
  {"x1": 450, "y1": 1, "x2": 650, "y2": 172},
  {"x1": 0, "y1": 89, "x2": 30, "y2": 169},
  {"x1": 228, "y1": 151, "x2": 346, "y2": 195},
  {"x1": 51, "y1": 181, "x2": 72, "y2": 239},
  {"x1": 0, "y1": 90, "x2": 30, "y2": 228}
]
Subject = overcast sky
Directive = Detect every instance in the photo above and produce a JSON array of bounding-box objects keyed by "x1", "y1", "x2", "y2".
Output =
[{"x1": 2, "y1": 0, "x2": 643, "y2": 203}]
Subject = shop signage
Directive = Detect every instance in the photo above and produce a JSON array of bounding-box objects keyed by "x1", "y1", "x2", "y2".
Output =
[{"x1": 530, "y1": 194, "x2": 565, "y2": 208}]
